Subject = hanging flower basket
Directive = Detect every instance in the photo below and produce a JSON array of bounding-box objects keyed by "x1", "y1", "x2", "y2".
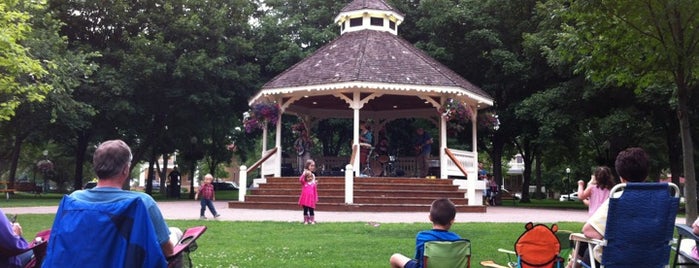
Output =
[
  {"x1": 243, "y1": 101, "x2": 281, "y2": 133},
  {"x1": 440, "y1": 98, "x2": 473, "y2": 123},
  {"x1": 478, "y1": 112, "x2": 500, "y2": 131}
]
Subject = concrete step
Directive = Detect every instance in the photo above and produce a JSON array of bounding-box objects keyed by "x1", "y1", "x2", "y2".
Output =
[
  {"x1": 227, "y1": 201, "x2": 485, "y2": 213},
  {"x1": 231, "y1": 176, "x2": 484, "y2": 213},
  {"x1": 245, "y1": 195, "x2": 469, "y2": 205}
]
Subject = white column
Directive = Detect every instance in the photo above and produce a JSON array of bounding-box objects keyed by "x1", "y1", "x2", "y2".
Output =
[
  {"x1": 345, "y1": 164, "x2": 354, "y2": 204},
  {"x1": 274, "y1": 114, "x2": 282, "y2": 177},
  {"x1": 238, "y1": 165, "x2": 247, "y2": 202},
  {"x1": 353, "y1": 92, "x2": 361, "y2": 177},
  {"x1": 467, "y1": 106, "x2": 479, "y2": 205},
  {"x1": 440, "y1": 103, "x2": 448, "y2": 179},
  {"x1": 262, "y1": 125, "x2": 268, "y2": 153}
]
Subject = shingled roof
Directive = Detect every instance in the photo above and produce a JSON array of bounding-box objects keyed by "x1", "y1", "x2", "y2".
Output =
[
  {"x1": 260, "y1": 29, "x2": 490, "y2": 101},
  {"x1": 339, "y1": 0, "x2": 405, "y2": 17},
  {"x1": 250, "y1": 0, "x2": 492, "y2": 119}
]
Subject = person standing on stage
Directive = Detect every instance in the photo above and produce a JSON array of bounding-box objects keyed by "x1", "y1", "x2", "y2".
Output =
[
  {"x1": 414, "y1": 128, "x2": 433, "y2": 178},
  {"x1": 294, "y1": 129, "x2": 312, "y2": 175}
]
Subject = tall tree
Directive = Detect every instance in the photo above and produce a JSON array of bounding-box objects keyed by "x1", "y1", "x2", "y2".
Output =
[
  {"x1": 402, "y1": 0, "x2": 562, "y2": 202},
  {"x1": 0, "y1": 0, "x2": 51, "y2": 121},
  {"x1": 48, "y1": 0, "x2": 259, "y2": 191},
  {"x1": 0, "y1": 0, "x2": 96, "y2": 188},
  {"x1": 545, "y1": 0, "x2": 699, "y2": 222}
]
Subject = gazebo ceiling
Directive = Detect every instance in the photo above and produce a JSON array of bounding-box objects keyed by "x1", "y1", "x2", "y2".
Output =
[{"x1": 284, "y1": 93, "x2": 439, "y2": 119}]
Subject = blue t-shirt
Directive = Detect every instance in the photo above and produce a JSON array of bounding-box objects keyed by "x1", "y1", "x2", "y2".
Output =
[
  {"x1": 413, "y1": 229, "x2": 461, "y2": 268},
  {"x1": 415, "y1": 132, "x2": 432, "y2": 155},
  {"x1": 70, "y1": 187, "x2": 171, "y2": 245}
]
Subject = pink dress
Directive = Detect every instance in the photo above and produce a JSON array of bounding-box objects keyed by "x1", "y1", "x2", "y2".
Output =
[
  {"x1": 588, "y1": 186, "x2": 611, "y2": 215},
  {"x1": 298, "y1": 173, "x2": 318, "y2": 208}
]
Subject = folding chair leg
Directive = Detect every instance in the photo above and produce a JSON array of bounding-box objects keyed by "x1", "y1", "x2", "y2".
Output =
[{"x1": 571, "y1": 240, "x2": 596, "y2": 268}]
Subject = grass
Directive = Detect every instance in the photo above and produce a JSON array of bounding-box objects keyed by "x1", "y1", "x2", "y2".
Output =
[
  {"x1": 6, "y1": 192, "x2": 681, "y2": 267},
  {"x1": 14, "y1": 213, "x2": 584, "y2": 268}
]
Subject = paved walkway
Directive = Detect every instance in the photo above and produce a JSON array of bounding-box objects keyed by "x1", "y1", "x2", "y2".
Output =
[
  {"x1": 5, "y1": 200, "x2": 593, "y2": 223},
  {"x1": 6, "y1": 201, "x2": 691, "y2": 224}
]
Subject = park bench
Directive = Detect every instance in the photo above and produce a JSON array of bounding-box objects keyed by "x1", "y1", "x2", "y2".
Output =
[{"x1": 0, "y1": 181, "x2": 15, "y2": 200}]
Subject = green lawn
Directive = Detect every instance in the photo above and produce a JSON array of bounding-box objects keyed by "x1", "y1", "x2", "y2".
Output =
[
  {"x1": 5, "y1": 192, "x2": 682, "y2": 267},
  {"x1": 14, "y1": 214, "x2": 584, "y2": 268},
  {"x1": 5, "y1": 192, "x2": 589, "y2": 267}
]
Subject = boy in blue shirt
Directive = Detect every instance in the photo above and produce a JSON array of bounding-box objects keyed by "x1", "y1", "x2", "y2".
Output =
[{"x1": 390, "y1": 198, "x2": 462, "y2": 268}]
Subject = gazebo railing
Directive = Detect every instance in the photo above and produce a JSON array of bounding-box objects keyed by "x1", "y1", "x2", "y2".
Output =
[
  {"x1": 444, "y1": 148, "x2": 470, "y2": 178},
  {"x1": 444, "y1": 148, "x2": 475, "y2": 177},
  {"x1": 238, "y1": 147, "x2": 278, "y2": 202}
]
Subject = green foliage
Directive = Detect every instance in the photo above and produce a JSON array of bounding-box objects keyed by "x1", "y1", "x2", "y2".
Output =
[
  {"x1": 540, "y1": 0, "x2": 699, "y2": 221},
  {"x1": 0, "y1": 0, "x2": 52, "y2": 121}
]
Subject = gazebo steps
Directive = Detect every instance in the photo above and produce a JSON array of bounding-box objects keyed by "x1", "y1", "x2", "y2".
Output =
[
  {"x1": 227, "y1": 201, "x2": 486, "y2": 213},
  {"x1": 229, "y1": 176, "x2": 485, "y2": 213},
  {"x1": 250, "y1": 189, "x2": 466, "y2": 198},
  {"x1": 244, "y1": 195, "x2": 469, "y2": 205},
  {"x1": 260, "y1": 182, "x2": 460, "y2": 191}
]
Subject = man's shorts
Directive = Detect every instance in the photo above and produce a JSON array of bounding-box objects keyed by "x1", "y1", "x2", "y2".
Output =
[{"x1": 403, "y1": 259, "x2": 418, "y2": 268}]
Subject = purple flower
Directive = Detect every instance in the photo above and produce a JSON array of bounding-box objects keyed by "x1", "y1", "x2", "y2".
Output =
[{"x1": 243, "y1": 102, "x2": 281, "y2": 133}]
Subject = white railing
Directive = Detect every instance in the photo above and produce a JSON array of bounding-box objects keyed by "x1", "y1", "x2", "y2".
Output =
[
  {"x1": 444, "y1": 148, "x2": 475, "y2": 177},
  {"x1": 239, "y1": 147, "x2": 278, "y2": 202},
  {"x1": 260, "y1": 148, "x2": 280, "y2": 177}
]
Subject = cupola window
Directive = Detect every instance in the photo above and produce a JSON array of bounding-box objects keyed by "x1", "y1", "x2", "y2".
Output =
[
  {"x1": 370, "y1": 17, "x2": 383, "y2": 26},
  {"x1": 350, "y1": 18, "x2": 362, "y2": 27}
]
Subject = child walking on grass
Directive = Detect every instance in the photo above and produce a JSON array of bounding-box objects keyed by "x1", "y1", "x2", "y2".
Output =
[
  {"x1": 195, "y1": 174, "x2": 220, "y2": 220},
  {"x1": 298, "y1": 159, "x2": 318, "y2": 224}
]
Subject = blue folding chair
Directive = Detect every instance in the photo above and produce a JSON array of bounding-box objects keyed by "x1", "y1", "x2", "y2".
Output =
[
  {"x1": 42, "y1": 195, "x2": 206, "y2": 268},
  {"x1": 570, "y1": 182, "x2": 680, "y2": 268}
]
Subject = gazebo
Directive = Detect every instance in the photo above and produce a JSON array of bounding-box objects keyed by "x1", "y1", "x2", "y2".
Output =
[{"x1": 240, "y1": 0, "x2": 493, "y2": 206}]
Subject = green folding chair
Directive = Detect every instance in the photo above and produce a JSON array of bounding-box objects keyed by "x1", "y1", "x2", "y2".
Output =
[{"x1": 423, "y1": 239, "x2": 471, "y2": 268}]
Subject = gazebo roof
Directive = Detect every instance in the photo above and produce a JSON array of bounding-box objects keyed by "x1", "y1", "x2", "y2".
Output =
[
  {"x1": 339, "y1": 0, "x2": 405, "y2": 17},
  {"x1": 249, "y1": 0, "x2": 493, "y2": 120}
]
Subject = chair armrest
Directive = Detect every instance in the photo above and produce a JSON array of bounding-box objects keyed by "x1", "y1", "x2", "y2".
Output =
[
  {"x1": 497, "y1": 248, "x2": 515, "y2": 255},
  {"x1": 569, "y1": 232, "x2": 605, "y2": 246},
  {"x1": 170, "y1": 226, "x2": 207, "y2": 258},
  {"x1": 676, "y1": 224, "x2": 699, "y2": 240}
]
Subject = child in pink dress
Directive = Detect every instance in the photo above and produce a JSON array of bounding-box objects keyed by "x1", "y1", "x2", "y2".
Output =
[{"x1": 298, "y1": 159, "x2": 318, "y2": 224}]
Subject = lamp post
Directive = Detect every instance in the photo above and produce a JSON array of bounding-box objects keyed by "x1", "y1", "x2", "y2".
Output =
[{"x1": 565, "y1": 167, "x2": 571, "y2": 201}]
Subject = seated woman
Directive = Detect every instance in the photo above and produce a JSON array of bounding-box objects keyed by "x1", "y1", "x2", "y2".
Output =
[{"x1": 0, "y1": 209, "x2": 32, "y2": 268}]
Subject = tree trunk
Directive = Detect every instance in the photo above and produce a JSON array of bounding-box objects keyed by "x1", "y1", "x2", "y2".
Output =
[
  {"x1": 535, "y1": 152, "x2": 543, "y2": 198},
  {"x1": 8, "y1": 137, "x2": 23, "y2": 188},
  {"x1": 73, "y1": 133, "x2": 90, "y2": 190},
  {"x1": 677, "y1": 85, "x2": 696, "y2": 224},
  {"x1": 490, "y1": 131, "x2": 505, "y2": 204}
]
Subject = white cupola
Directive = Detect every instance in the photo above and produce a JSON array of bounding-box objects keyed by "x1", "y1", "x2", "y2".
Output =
[{"x1": 334, "y1": 0, "x2": 405, "y2": 35}]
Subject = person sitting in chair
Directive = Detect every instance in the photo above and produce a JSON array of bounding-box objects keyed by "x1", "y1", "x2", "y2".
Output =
[
  {"x1": 0, "y1": 209, "x2": 32, "y2": 268},
  {"x1": 570, "y1": 147, "x2": 650, "y2": 267},
  {"x1": 69, "y1": 139, "x2": 180, "y2": 257},
  {"x1": 389, "y1": 198, "x2": 463, "y2": 268}
]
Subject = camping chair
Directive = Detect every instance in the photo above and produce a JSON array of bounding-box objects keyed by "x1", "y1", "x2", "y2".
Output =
[
  {"x1": 487, "y1": 222, "x2": 564, "y2": 268},
  {"x1": 672, "y1": 224, "x2": 699, "y2": 267},
  {"x1": 569, "y1": 182, "x2": 679, "y2": 268},
  {"x1": 42, "y1": 195, "x2": 206, "y2": 268},
  {"x1": 423, "y1": 239, "x2": 471, "y2": 268},
  {"x1": 510, "y1": 222, "x2": 563, "y2": 268}
]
